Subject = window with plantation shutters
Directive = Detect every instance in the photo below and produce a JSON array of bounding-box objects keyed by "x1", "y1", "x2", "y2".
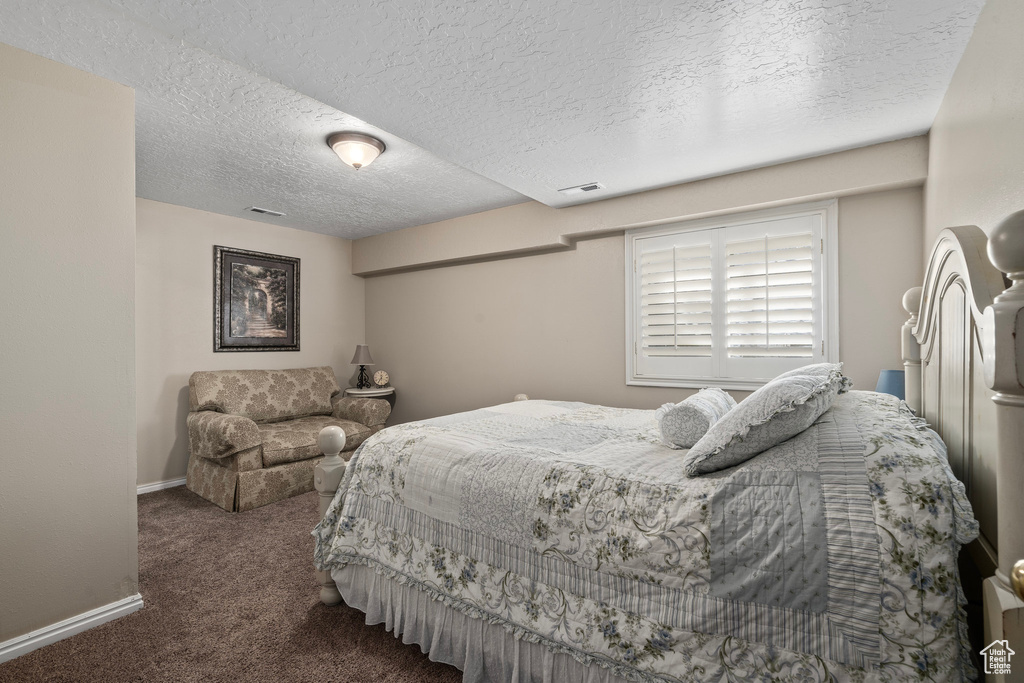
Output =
[{"x1": 626, "y1": 202, "x2": 837, "y2": 389}]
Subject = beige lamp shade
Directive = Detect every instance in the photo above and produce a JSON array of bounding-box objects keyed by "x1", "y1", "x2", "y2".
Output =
[{"x1": 350, "y1": 344, "x2": 375, "y2": 366}]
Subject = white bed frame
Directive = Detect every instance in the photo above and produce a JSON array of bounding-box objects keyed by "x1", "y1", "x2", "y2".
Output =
[
  {"x1": 901, "y1": 215, "x2": 1024, "y2": 665},
  {"x1": 313, "y1": 213, "x2": 1024, "y2": 674}
]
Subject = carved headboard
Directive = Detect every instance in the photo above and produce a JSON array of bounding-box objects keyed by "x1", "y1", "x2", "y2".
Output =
[{"x1": 901, "y1": 214, "x2": 1024, "y2": 647}]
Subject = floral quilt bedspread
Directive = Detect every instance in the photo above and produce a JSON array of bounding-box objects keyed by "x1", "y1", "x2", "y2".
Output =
[{"x1": 314, "y1": 391, "x2": 978, "y2": 682}]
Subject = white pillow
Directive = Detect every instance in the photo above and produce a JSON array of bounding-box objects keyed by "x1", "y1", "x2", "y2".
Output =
[
  {"x1": 773, "y1": 361, "x2": 846, "y2": 382},
  {"x1": 655, "y1": 388, "x2": 737, "y2": 449},
  {"x1": 681, "y1": 363, "x2": 851, "y2": 476}
]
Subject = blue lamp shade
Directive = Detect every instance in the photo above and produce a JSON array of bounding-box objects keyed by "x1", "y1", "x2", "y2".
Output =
[{"x1": 876, "y1": 369, "x2": 905, "y2": 400}]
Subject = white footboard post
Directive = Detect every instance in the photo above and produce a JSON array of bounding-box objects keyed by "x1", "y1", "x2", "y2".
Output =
[
  {"x1": 315, "y1": 426, "x2": 347, "y2": 606},
  {"x1": 981, "y1": 212, "x2": 1024, "y2": 666},
  {"x1": 902, "y1": 286, "x2": 923, "y2": 414}
]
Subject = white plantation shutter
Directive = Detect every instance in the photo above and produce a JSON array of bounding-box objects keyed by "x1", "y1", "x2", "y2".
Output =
[
  {"x1": 725, "y1": 233, "x2": 815, "y2": 357},
  {"x1": 627, "y1": 203, "x2": 835, "y2": 388},
  {"x1": 721, "y1": 217, "x2": 822, "y2": 378},
  {"x1": 639, "y1": 242, "x2": 713, "y2": 356}
]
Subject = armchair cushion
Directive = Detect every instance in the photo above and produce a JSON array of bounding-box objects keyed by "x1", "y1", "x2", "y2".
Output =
[
  {"x1": 332, "y1": 396, "x2": 392, "y2": 427},
  {"x1": 189, "y1": 367, "x2": 340, "y2": 423},
  {"x1": 258, "y1": 416, "x2": 372, "y2": 467},
  {"x1": 187, "y1": 411, "x2": 261, "y2": 462}
]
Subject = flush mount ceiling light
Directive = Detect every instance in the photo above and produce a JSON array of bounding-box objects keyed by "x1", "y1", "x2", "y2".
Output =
[{"x1": 328, "y1": 132, "x2": 386, "y2": 170}]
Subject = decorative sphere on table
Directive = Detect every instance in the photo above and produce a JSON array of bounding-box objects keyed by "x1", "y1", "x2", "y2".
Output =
[
  {"x1": 513, "y1": 393, "x2": 529, "y2": 402},
  {"x1": 317, "y1": 425, "x2": 347, "y2": 456}
]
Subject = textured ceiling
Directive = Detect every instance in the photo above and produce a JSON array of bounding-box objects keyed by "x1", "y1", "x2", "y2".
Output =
[
  {"x1": 0, "y1": 0, "x2": 526, "y2": 238},
  {"x1": 1, "y1": 0, "x2": 985, "y2": 235}
]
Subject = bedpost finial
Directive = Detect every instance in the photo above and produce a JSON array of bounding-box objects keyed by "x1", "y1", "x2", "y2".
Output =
[
  {"x1": 989, "y1": 210, "x2": 1024, "y2": 301},
  {"x1": 902, "y1": 287, "x2": 922, "y2": 319},
  {"x1": 318, "y1": 425, "x2": 347, "y2": 458}
]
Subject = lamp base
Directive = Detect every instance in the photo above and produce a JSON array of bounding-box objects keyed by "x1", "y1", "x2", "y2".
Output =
[{"x1": 356, "y1": 365, "x2": 371, "y2": 389}]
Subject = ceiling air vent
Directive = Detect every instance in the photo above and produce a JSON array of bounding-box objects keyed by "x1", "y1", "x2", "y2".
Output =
[
  {"x1": 245, "y1": 206, "x2": 285, "y2": 217},
  {"x1": 557, "y1": 182, "x2": 605, "y2": 196}
]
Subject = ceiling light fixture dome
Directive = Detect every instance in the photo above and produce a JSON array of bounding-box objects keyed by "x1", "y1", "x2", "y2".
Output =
[{"x1": 328, "y1": 132, "x2": 385, "y2": 170}]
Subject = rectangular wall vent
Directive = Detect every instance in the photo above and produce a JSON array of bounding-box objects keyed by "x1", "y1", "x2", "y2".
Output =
[
  {"x1": 557, "y1": 182, "x2": 606, "y2": 196},
  {"x1": 245, "y1": 206, "x2": 285, "y2": 217}
]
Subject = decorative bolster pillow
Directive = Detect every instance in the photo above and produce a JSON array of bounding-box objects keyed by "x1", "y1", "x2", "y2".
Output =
[
  {"x1": 681, "y1": 362, "x2": 852, "y2": 476},
  {"x1": 655, "y1": 387, "x2": 737, "y2": 449}
]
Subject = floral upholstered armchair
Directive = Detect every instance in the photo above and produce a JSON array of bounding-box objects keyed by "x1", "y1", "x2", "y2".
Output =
[{"x1": 185, "y1": 366, "x2": 390, "y2": 512}]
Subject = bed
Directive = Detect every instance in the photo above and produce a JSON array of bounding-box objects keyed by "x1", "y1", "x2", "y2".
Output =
[{"x1": 312, "y1": 217, "x2": 1024, "y2": 682}]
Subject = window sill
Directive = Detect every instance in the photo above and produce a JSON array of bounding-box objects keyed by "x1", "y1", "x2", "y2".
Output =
[{"x1": 627, "y1": 377, "x2": 769, "y2": 391}]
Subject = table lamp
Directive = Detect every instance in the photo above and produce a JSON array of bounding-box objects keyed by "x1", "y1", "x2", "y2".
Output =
[
  {"x1": 350, "y1": 345, "x2": 375, "y2": 389},
  {"x1": 875, "y1": 369, "x2": 905, "y2": 400}
]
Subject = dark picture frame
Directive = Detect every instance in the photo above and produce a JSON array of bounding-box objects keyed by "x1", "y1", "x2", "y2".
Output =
[{"x1": 214, "y1": 246, "x2": 300, "y2": 352}]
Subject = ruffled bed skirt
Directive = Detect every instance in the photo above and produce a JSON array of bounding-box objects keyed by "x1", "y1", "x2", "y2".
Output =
[{"x1": 333, "y1": 565, "x2": 632, "y2": 683}]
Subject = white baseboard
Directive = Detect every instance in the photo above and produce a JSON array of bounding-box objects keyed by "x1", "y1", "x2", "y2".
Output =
[
  {"x1": 137, "y1": 477, "x2": 186, "y2": 495},
  {"x1": 0, "y1": 593, "x2": 144, "y2": 664}
]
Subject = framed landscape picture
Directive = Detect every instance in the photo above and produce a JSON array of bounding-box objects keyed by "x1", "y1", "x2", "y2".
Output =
[{"x1": 214, "y1": 246, "x2": 300, "y2": 352}]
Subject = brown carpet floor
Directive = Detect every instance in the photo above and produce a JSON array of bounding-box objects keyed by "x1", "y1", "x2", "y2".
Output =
[{"x1": 0, "y1": 487, "x2": 463, "y2": 683}]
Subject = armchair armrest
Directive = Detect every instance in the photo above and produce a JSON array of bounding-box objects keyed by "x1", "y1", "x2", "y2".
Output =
[
  {"x1": 187, "y1": 411, "x2": 262, "y2": 461},
  {"x1": 331, "y1": 396, "x2": 391, "y2": 427}
]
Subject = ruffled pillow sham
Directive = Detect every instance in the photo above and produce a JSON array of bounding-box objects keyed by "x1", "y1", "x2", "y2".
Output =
[
  {"x1": 773, "y1": 361, "x2": 851, "y2": 383},
  {"x1": 655, "y1": 387, "x2": 737, "y2": 449},
  {"x1": 681, "y1": 363, "x2": 852, "y2": 476}
]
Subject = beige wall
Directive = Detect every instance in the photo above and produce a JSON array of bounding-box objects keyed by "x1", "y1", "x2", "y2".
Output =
[
  {"x1": 926, "y1": 0, "x2": 1024, "y2": 247},
  {"x1": 366, "y1": 187, "x2": 923, "y2": 424},
  {"x1": 135, "y1": 199, "x2": 365, "y2": 486},
  {"x1": 838, "y1": 188, "x2": 923, "y2": 388},
  {"x1": 0, "y1": 45, "x2": 138, "y2": 642}
]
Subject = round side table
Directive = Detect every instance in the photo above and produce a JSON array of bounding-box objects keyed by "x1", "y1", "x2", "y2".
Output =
[{"x1": 344, "y1": 386, "x2": 396, "y2": 409}]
